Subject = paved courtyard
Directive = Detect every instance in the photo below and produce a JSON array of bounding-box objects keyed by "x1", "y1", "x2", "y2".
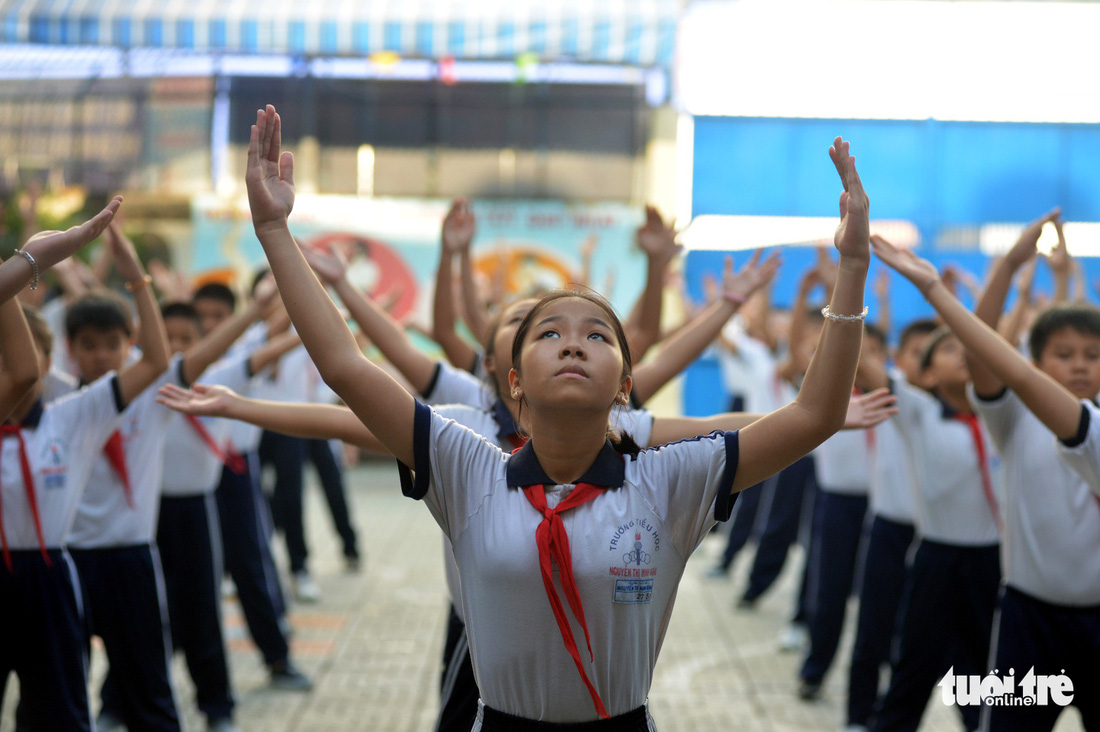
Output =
[{"x1": 1, "y1": 458, "x2": 1086, "y2": 731}]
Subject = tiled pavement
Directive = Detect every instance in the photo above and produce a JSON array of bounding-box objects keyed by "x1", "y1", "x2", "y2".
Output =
[{"x1": 2, "y1": 459, "x2": 1086, "y2": 731}]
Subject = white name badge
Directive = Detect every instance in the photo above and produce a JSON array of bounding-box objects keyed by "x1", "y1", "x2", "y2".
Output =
[{"x1": 613, "y1": 578, "x2": 654, "y2": 604}]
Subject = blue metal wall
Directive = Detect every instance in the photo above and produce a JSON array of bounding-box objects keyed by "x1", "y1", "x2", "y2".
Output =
[{"x1": 683, "y1": 116, "x2": 1100, "y2": 416}]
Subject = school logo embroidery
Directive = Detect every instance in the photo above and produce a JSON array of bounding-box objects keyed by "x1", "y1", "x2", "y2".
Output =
[
  {"x1": 938, "y1": 667, "x2": 1074, "y2": 708},
  {"x1": 39, "y1": 439, "x2": 68, "y2": 489},
  {"x1": 608, "y1": 519, "x2": 660, "y2": 604}
]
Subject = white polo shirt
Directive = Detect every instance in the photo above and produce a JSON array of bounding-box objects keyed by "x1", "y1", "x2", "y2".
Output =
[
  {"x1": 869, "y1": 370, "x2": 916, "y2": 524},
  {"x1": 434, "y1": 400, "x2": 658, "y2": 624},
  {"x1": 403, "y1": 401, "x2": 739, "y2": 722},
  {"x1": 225, "y1": 323, "x2": 271, "y2": 454},
  {"x1": 161, "y1": 355, "x2": 252, "y2": 497},
  {"x1": 1055, "y1": 401, "x2": 1100, "y2": 498},
  {"x1": 891, "y1": 377, "x2": 1001, "y2": 546},
  {"x1": 423, "y1": 360, "x2": 494, "y2": 409},
  {"x1": 68, "y1": 356, "x2": 185, "y2": 548},
  {"x1": 42, "y1": 368, "x2": 78, "y2": 404},
  {"x1": 0, "y1": 373, "x2": 122, "y2": 549},
  {"x1": 971, "y1": 387, "x2": 1100, "y2": 605},
  {"x1": 814, "y1": 428, "x2": 872, "y2": 496},
  {"x1": 715, "y1": 323, "x2": 779, "y2": 413}
]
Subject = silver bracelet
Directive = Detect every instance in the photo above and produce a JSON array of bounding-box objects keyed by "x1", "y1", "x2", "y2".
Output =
[
  {"x1": 821, "y1": 305, "x2": 868, "y2": 322},
  {"x1": 15, "y1": 250, "x2": 38, "y2": 290}
]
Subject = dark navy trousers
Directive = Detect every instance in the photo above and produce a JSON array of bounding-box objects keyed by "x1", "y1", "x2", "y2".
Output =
[
  {"x1": 0, "y1": 550, "x2": 91, "y2": 732},
  {"x1": 436, "y1": 604, "x2": 479, "y2": 732},
  {"x1": 800, "y1": 490, "x2": 869, "y2": 684},
  {"x1": 847, "y1": 515, "x2": 915, "y2": 727},
  {"x1": 744, "y1": 455, "x2": 817, "y2": 603},
  {"x1": 982, "y1": 586, "x2": 1100, "y2": 732},
  {"x1": 155, "y1": 494, "x2": 235, "y2": 722},
  {"x1": 71, "y1": 544, "x2": 181, "y2": 731},
  {"x1": 216, "y1": 450, "x2": 290, "y2": 667},
  {"x1": 871, "y1": 539, "x2": 1000, "y2": 732}
]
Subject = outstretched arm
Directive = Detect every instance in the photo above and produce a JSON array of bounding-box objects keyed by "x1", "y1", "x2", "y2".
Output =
[
  {"x1": 246, "y1": 105, "x2": 414, "y2": 466},
  {"x1": 432, "y1": 198, "x2": 482, "y2": 370},
  {"x1": 732, "y1": 138, "x2": 870, "y2": 493},
  {"x1": 623, "y1": 205, "x2": 678, "y2": 362},
  {"x1": 108, "y1": 223, "x2": 172, "y2": 407},
  {"x1": 302, "y1": 244, "x2": 438, "y2": 395},
  {"x1": 630, "y1": 249, "x2": 781, "y2": 406},
  {"x1": 0, "y1": 197, "x2": 122, "y2": 305},
  {"x1": 649, "y1": 388, "x2": 895, "y2": 444},
  {"x1": 158, "y1": 383, "x2": 386, "y2": 453},
  {"x1": 181, "y1": 276, "x2": 278, "y2": 385},
  {"x1": 0, "y1": 294, "x2": 41, "y2": 420},
  {"x1": 872, "y1": 229, "x2": 1082, "y2": 440},
  {"x1": 970, "y1": 209, "x2": 1060, "y2": 396}
]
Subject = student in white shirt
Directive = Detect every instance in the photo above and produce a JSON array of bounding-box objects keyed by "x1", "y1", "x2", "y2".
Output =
[
  {"x1": 873, "y1": 216, "x2": 1100, "y2": 732},
  {"x1": 246, "y1": 106, "x2": 870, "y2": 728},
  {"x1": 0, "y1": 203, "x2": 173, "y2": 732},
  {"x1": 859, "y1": 327, "x2": 1002, "y2": 732},
  {"x1": 845, "y1": 317, "x2": 937, "y2": 731}
]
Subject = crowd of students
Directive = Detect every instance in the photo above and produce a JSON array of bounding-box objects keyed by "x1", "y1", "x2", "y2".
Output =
[{"x1": 0, "y1": 106, "x2": 1096, "y2": 732}]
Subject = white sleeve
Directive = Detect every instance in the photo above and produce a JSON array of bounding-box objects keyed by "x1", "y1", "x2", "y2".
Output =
[
  {"x1": 422, "y1": 360, "x2": 493, "y2": 408},
  {"x1": 1055, "y1": 401, "x2": 1100, "y2": 496},
  {"x1": 629, "y1": 430, "x2": 740, "y2": 559},
  {"x1": 198, "y1": 353, "x2": 253, "y2": 393},
  {"x1": 47, "y1": 372, "x2": 124, "y2": 454},
  {"x1": 611, "y1": 407, "x2": 654, "y2": 448},
  {"x1": 966, "y1": 384, "x2": 1022, "y2": 452},
  {"x1": 890, "y1": 371, "x2": 936, "y2": 434},
  {"x1": 399, "y1": 401, "x2": 509, "y2": 538}
]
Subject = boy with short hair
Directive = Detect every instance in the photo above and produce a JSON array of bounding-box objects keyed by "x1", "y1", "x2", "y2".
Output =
[{"x1": 0, "y1": 205, "x2": 173, "y2": 732}]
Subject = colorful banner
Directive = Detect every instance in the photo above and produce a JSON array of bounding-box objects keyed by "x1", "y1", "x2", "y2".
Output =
[{"x1": 189, "y1": 195, "x2": 648, "y2": 324}]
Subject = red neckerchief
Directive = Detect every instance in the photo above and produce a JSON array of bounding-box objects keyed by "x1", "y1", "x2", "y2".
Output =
[
  {"x1": 102, "y1": 431, "x2": 135, "y2": 509},
  {"x1": 521, "y1": 481, "x2": 611, "y2": 720},
  {"x1": 952, "y1": 413, "x2": 1002, "y2": 531},
  {"x1": 506, "y1": 433, "x2": 527, "y2": 450},
  {"x1": 0, "y1": 424, "x2": 51, "y2": 571},
  {"x1": 183, "y1": 415, "x2": 247, "y2": 474}
]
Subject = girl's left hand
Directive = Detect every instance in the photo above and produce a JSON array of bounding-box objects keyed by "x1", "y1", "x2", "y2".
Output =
[
  {"x1": 246, "y1": 105, "x2": 296, "y2": 231},
  {"x1": 829, "y1": 137, "x2": 870, "y2": 262}
]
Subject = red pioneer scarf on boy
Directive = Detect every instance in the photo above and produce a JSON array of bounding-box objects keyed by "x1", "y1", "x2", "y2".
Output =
[
  {"x1": 102, "y1": 431, "x2": 135, "y2": 509},
  {"x1": 0, "y1": 425, "x2": 51, "y2": 571},
  {"x1": 952, "y1": 413, "x2": 1002, "y2": 532}
]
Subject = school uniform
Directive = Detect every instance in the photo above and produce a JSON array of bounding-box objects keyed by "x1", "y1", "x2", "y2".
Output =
[
  {"x1": 158, "y1": 357, "x2": 248, "y2": 725},
  {"x1": 402, "y1": 400, "x2": 738, "y2": 728},
  {"x1": 256, "y1": 345, "x2": 358, "y2": 573},
  {"x1": 428, "y1": 397, "x2": 655, "y2": 732},
  {"x1": 799, "y1": 427, "x2": 872, "y2": 688},
  {"x1": 847, "y1": 406, "x2": 918, "y2": 728},
  {"x1": 0, "y1": 374, "x2": 123, "y2": 731},
  {"x1": 871, "y1": 378, "x2": 1002, "y2": 732},
  {"x1": 971, "y1": 388, "x2": 1100, "y2": 732},
  {"x1": 67, "y1": 357, "x2": 186, "y2": 732},
  {"x1": 1055, "y1": 400, "x2": 1100, "y2": 496}
]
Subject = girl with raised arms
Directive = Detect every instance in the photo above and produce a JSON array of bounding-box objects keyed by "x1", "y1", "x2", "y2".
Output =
[{"x1": 244, "y1": 104, "x2": 870, "y2": 729}]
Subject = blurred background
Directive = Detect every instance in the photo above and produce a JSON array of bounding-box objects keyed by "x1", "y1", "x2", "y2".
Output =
[{"x1": 1, "y1": 0, "x2": 1097, "y2": 412}]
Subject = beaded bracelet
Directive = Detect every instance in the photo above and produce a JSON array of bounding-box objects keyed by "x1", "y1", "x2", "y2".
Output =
[
  {"x1": 820, "y1": 305, "x2": 869, "y2": 322},
  {"x1": 15, "y1": 250, "x2": 38, "y2": 290}
]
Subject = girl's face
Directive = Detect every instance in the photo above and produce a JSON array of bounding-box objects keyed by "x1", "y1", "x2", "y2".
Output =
[
  {"x1": 509, "y1": 297, "x2": 630, "y2": 413},
  {"x1": 924, "y1": 334, "x2": 970, "y2": 389},
  {"x1": 486, "y1": 299, "x2": 536, "y2": 398}
]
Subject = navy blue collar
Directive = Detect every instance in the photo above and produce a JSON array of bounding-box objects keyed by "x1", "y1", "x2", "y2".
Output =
[
  {"x1": 506, "y1": 438, "x2": 625, "y2": 489},
  {"x1": 492, "y1": 399, "x2": 522, "y2": 444},
  {"x1": 937, "y1": 396, "x2": 973, "y2": 420},
  {"x1": 8, "y1": 400, "x2": 44, "y2": 429}
]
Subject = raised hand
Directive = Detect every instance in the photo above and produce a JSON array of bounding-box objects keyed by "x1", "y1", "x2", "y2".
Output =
[
  {"x1": 1005, "y1": 207, "x2": 1060, "y2": 269},
  {"x1": 246, "y1": 105, "x2": 295, "y2": 231},
  {"x1": 21, "y1": 196, "x2": 122, "y2": 271},
  {"x1": 722, "y1": 249, "x2": 782, "y2": 302},
  {"x1": 870, "y1": 234, "x2": 939, "y2": 293},
  {"x1": 828, "y1": 137, "x2": 870, "y2": 261},
  {"x1": 844, "y1": 388, "x2": 898, "y2": 430},
  {"x1": 105, "y1": 222, "x2": 147, "y2": 284},
  {"x1": 1045, "y1": 214, "x2": 1071, "y2": 276},
  {"x1": 636, "y1": 205, "x2": 679, "y2": 263},
  {"x1": 300, "y1": 242, "x2": 348, "y2": 286},
  {"x1": 252, "y1": 272, "x2": 280, "y2": 311},
  {"x1": 156, "y1": 383, "x2": 238, "y2": 418},
  {"x1": 148, "y1": 259, "x2": 190, "y2": 301},
  {"x1": 873, "y1": 268, "x2": 890, "y2": 299},
  {"x1": 441, "y1": 198, "x2": 476, "y2": 253}
]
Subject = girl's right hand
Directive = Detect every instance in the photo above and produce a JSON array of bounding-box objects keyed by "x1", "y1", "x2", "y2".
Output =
[
  {"x1": 246, "y1": 105, "x2": 296, "y2": 232},
  {"x1": 828, "y1": 137, "x2": 870, "y2": 263},
  {"x1": 870, "y1": 234, "x2": 939, "y2": 294}
]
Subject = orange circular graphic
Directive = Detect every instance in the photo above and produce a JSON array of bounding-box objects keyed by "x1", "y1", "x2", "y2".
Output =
[
  {"x1": 472, "y1": 245, "x2": 577, "y2": 299},
  {"x1": 307, "y1": 232, "x2": 420, "y2": 321}
]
